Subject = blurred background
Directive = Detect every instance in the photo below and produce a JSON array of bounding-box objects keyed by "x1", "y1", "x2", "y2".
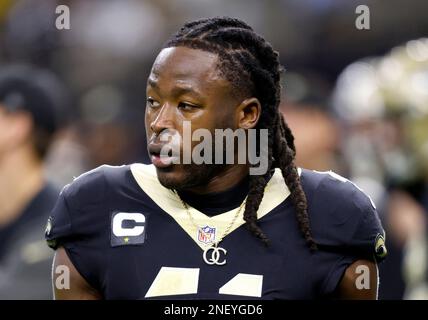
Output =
[{"x1": 0, "y1": 0, "x2": 427, "y2": 299}]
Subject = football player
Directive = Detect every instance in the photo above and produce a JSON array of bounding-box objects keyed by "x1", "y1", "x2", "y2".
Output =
[{"x1": 46, "y1": 17, "x2": 387, "y2": 299}]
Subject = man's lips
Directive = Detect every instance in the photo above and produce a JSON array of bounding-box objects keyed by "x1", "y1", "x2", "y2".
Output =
[
  {"x1": 148, "y1": 143, "x2": 179, "y2": 168},
  {"x1": 147, "y1": 142, "x2": 163, "y2": 155}
]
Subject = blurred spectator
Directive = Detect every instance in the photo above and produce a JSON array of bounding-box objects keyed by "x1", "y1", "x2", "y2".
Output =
[
  {"x1": 0, "y1": 64, "x2": 69, "y2": 299},
  {"x1": 281, "y1": 103, "x2": 342, "y2": 172},
  {"x1": 76, "y1": 84, "x2": 147, "y2": 168},
  {"x1": 279, "y1": 70, "x2": 344, "y2": 174},
  {"x1": 332, "y1": 38, "x2": 428, "y2": 299}
]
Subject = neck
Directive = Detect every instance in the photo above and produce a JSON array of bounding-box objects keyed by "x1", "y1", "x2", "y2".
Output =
[
  {"x1": 184, "y1": 164, "x2": 249, "y2": 195},
  {"x1": 0, "y1": 147, "x2": 44, "y2": 226}
]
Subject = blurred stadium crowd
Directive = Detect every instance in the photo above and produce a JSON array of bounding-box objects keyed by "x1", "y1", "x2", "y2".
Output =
[{"x1": 0, "y1": 0, "x2": 427, "y2": 299}]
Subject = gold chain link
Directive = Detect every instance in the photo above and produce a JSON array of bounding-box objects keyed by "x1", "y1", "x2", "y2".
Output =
[{"x1": 174, "y1": 190, "x2": 247, "y2": 247}]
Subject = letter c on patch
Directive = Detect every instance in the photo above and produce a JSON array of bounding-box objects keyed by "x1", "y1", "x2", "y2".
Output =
[{"x1": 112, "y1": 212, "x2": 145, "y2": 237}]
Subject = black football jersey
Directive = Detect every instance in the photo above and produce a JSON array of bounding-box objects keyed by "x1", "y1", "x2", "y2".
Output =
[{"x1": 45, "y1": 164, "x2": 386, "y2": 299}]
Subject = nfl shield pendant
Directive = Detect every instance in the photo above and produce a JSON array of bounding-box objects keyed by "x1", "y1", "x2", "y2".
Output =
[{"x1": 198, "y1": 225, "x2": 216, "y2": 244}]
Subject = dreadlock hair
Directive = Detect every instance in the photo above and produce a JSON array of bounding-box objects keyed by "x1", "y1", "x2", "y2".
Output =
[{"x1": 165, "y1": 17, "x2": 317, "y2": 250}]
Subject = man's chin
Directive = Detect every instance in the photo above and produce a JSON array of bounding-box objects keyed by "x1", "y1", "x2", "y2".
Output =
[
  {"x1": 155, "y1": 166, "x2": 189, "y2": 190},
  {"x1": 154, "y1": 164, "x2": 214, "y2": 191}
]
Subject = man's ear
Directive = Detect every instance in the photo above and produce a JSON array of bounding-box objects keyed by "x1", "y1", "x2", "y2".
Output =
[{"x1": 236, "y1": 97, "x2": 261, "y2": 130}]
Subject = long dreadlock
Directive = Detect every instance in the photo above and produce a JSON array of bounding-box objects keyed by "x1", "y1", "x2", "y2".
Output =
[{"x1": 165, "y1": 17, "x2": 317, "y2": 250}]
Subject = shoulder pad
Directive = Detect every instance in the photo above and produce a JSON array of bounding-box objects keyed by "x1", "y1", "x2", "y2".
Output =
[{"x1": 302, "y1": 169, "x2": 387, "y2": 262}]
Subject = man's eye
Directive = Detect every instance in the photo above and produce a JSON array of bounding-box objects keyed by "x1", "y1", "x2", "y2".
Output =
[
  {"x1": 178, "y1": 102, "x2": 199, "y2": 111},
  {"x1": 146, "y1": 98, "x2": 160, "y2": 108}
]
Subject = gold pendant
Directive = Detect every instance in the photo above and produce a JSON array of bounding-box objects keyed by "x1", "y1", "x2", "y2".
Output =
[{"x1": 202, "y1": 244, "x2": 227, "y2": 265}]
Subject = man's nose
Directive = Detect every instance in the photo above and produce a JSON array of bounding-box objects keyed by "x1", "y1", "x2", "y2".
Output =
[{"x1": 150, "y1": 103, "x2": 175, "y2": 135}]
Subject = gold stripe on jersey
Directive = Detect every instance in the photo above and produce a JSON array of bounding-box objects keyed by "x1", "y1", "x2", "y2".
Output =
[{"x1": 130, "y1": 164, "x2": 290, "y2": 251}]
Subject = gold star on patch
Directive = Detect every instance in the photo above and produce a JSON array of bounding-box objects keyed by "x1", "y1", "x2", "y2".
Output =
[{"x1": 124, "y1": 237, "x2": 129, "y2": 243}]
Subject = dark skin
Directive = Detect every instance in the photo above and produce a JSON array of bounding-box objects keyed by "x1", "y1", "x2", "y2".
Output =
[
  {"x1": 52, "y1": 47, "x2": 378, "y2": 299},
  {"x1": 145, "y1": 46, "x2": 258, "y2": 193}
]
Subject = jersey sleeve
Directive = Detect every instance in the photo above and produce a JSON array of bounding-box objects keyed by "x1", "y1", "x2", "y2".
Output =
[
  {"x1": 45, "y1": 166, "x2": 109, "y2": 291},
  {"x1": 304, "y1": 171, "x2": 387, "y2": 296}
]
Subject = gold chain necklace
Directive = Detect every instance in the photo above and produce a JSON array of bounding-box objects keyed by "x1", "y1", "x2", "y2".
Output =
[{"x1": 174, "y1": 190, "x2": 247, "y2": 265}]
